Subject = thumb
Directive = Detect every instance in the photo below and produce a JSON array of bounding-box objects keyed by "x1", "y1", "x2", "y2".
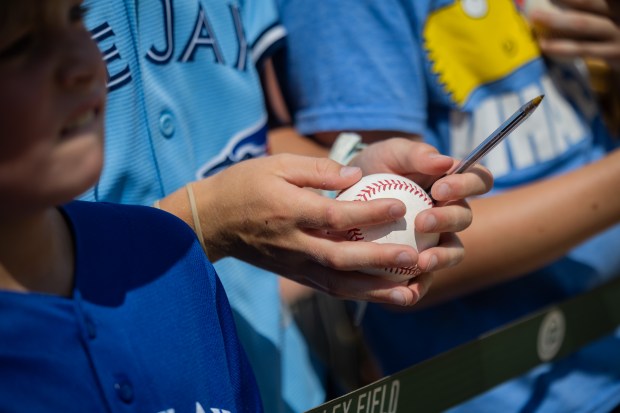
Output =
[{"x1": 283, "y1": 156, "x2": 363, "y2": 191}]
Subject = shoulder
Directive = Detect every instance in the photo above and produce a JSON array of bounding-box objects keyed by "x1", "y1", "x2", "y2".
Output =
[
  {"x1": 63, "y1": 201, "x2": 218, "y2": 300},
  {"x1": 62, "y1": 200, "x2": 198, "y2": 248}
]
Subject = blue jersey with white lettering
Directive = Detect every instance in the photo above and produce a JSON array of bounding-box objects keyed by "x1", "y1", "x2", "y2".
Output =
[
  {"x1": 82, "y1": 1, "x2": 325, "y2": 411},
  {"x1": 82, "y1": 0, "x2": 281, "y2": 204},
  {"x1": 0, "y1": 201, "x2": 262, "y2": 413},
  {"x1": 279, "y1": 0, "x2": 620, "y2": 411}
]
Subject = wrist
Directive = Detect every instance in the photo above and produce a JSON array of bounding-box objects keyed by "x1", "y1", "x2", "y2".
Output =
[{"x1": 156, "y1": 183, "x2": 221, "y2": 262}]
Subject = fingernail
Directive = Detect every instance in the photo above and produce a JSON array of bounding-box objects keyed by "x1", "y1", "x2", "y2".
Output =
[
  {"x1": 340, "y1": 166, "x2": 360, "y2": 177},
  {"x1": 389, "y1": 204, "x2": 406, "y2": 218},
  {"x1": 426, "y1": 255, "x2": 438, "y2": 272},
  {"x1": 436, "y1": 182, "x2": 450, "y2": 199},
  {"x1": 396, "y1": 252, "x2": 415, "y2": 267},
  {"x1": 428, "y1": 153, "x2": 452, "y2": 161},
  {"x1": 423, "y1": 215, "x2": 437, "y2": 232},
  {"x1": 390, "y1": 290, "x2": 407, "y2": 306}
]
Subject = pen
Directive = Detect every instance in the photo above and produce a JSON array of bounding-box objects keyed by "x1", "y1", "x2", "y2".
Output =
[{"x1": 425, "y1": 94, "x2": 544, "y2": 195}]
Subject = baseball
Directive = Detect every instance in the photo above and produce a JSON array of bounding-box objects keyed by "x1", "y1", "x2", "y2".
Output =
[{"x1": 336, "y1": 173, "x2": 440, "y2": 281}]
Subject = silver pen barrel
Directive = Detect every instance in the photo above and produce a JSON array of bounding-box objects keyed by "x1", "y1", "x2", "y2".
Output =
[{"x1": 424, "y1": 94, "x2": 544, "y2": 194}]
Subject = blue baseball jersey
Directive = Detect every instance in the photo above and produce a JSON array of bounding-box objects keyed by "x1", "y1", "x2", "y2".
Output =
[
  {"x1": 82, "y1": 1, "x2": 325, "y2": 412},
  {"x1": 0, "y1": 201, "x2": 262, "y2": 413},
  {"x1": 278, "y1": 0, "x2": 620, "y2": 411}
]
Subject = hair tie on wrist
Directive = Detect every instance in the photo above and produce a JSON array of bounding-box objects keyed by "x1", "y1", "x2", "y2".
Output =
[{"x1": 186, "y1": 183, "x2": 207, "y2": 253}]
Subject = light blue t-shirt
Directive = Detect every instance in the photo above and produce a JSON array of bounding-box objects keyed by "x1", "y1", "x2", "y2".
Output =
[
  {"x1": 82, "y1": 1, "x2": 325, "y2": 411},
  {"x1": 278, "y1": 0, "x2": 620, "y2": 411}
]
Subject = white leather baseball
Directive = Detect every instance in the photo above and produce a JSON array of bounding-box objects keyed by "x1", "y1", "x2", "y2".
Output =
[{"x1": 336, "y1": 173, "x2": 440, "y2": 280}]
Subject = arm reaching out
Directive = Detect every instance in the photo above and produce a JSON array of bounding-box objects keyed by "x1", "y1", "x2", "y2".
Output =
[
  {"x1": 158, "y1": 154, "x2": 424, "y2": 305},
  {"x1": 156, "y1": 140, "x2": 492, "y2": 306}
]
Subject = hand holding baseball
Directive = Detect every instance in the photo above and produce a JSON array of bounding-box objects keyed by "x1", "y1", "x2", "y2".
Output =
[
  {"x1": 160, "y1": 146, "x2": 491, "y2": 306},
  {"x1": 184, "y1": 154, "x2": 429, "y2": 306},
  {"x1": 336, "y1": 173, "x2": 439, "y2": 282},
  {"x1": 349, "y1": 137, "x2": 493, "y2": 275}
]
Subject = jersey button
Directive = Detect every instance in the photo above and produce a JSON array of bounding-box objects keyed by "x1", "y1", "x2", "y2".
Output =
[
  {"x1": 114, "y1": 379, "x2": 134, "y2": 403},
  {"x1": 159, "y1": 112, "x2": 175, "y2": 138}
]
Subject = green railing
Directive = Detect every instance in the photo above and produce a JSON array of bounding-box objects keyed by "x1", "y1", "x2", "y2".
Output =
[{"x1": 305, "y1": 277, "x2": 620, "y2": 413}]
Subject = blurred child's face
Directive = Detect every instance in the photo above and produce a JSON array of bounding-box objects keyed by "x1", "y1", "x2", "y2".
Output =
[{"x1": 0, "y1": 0, "x2": 107, "y2": 214}]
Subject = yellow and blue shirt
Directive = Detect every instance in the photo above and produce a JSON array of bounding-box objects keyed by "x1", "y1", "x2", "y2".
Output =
[{"x1": 279, "y1": 0, "x2": 620, "y2": 411}]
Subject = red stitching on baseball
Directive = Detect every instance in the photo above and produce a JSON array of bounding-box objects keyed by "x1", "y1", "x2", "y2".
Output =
[
  {"x1": 347, "y1": 228, "x2": 364, "y2": 241},
  {"x1": 382, "y1": 265, "x2": 422, "y2": 276},
  {"x1": 342, "y1": 178, "x2": 432, "y2": 277},
  {"x1": 353, "y1": 178, "x2": 433, "y2": 206}
]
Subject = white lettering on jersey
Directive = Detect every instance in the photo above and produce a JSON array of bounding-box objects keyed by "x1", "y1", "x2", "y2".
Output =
[
  {"x1": 92, "y1": 1, "x2": 253, "y2": 93},
  {"x1": 210, "y1": 408, "x2": 231, "y2": 413},
  {"x1": 91, "y1": 22, "x2": 132, "y2": 91},
  {"x1": 155, "y1": 402, "x2": 231, "y2": 413},
  {"x1": 449, "y1": 73, "x2": 591, "y2": 178},
  {"x1": 179, "y1": 4, "x2": 225, "y2": 63},
  {"x1": 146, "y1": 0, "x2": 175, "y2": 64},
  {"x1": 229, "y1": 4, "x2": 249, "y2": 71}
]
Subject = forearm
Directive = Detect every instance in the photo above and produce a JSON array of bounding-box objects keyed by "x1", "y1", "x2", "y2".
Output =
[
  {"x1": 423, "y1": 148, "x2": 620, "y2": 305},
  {"x1": 268, "y1": 127, "x2": 329, "y2": 157}
]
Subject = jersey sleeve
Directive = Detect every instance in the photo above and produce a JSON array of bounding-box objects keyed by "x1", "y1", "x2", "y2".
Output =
[
  {"x1": 242, "y1": 0, "x2": 286, "y2": 66},
  {"x1": 277, "y1": 0, "x2": 428, "y2": 136}
]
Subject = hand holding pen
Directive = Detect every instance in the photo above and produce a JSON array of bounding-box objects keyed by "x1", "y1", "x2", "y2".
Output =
[
  {"x1": 425, "y1": 95, "x2": 544, "y2": 200},
  {"x1": 354, "y1": 95, "x2": 544, "y2": 325}
]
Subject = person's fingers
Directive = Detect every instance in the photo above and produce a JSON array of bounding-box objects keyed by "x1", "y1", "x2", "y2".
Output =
[
  {"x1": 353, "y1": 138, "x2": 454, "y2": 179},
  {"x1": 275, "y1": 154, "x2": 363, "y2": 191},
  {"x1": 390, "y1": 141, "x2": 456, "y2": 189},
  {"x1": 532, "y1": 8, "x2": 618, "y2": 40},
  {"x1": 416, "y1": 233, "x2": 465, "y2": 273},
  {"x1": 539, "y1": 37, "x2": 620, "y2": 61},
  {"x1": 554, "y1": 0, "x2": 612, "y2": 16},
  {"x1": 415, "y1": 201, "x2": 473, "y2": 234},
  {"x1": 405, "y1": 272, "x2": 434, "y2": 302},
  {"x1": 295, "y1": 267, "x2": 427, "y2": 306},
  {"x1": 429, "y1": 165, "x2": 493, "y2": 202},
  {"x1": 303, "y1": 232, "x2": 420, "y2": 275},
  {"x1": 397, "y1": 142, "x2": 454, "y2": 176},
  {"x1": 292, "y1": 187, "x2": 409, "y2": 231}
]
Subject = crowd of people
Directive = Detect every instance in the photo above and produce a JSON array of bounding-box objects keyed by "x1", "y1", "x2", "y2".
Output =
[
  {"x1": 275, "y1": 0, "x2": 620, "y2": 411},
  {"x1": 0, "y1": 0, "x2": 618, "y2": 412}
]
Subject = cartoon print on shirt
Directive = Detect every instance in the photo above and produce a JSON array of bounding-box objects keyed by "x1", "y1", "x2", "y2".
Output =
[{"x1": 424, "y1": 0, "x2": 539, "y2": 106}]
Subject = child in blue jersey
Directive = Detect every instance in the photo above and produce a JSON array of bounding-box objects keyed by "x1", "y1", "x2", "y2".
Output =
[
  {"x1": 278, "y1": 0, "x2": 620, "y2": 411},
  {"x1": 0, "y1": 1, "x2": 263, "y2": 411}
]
